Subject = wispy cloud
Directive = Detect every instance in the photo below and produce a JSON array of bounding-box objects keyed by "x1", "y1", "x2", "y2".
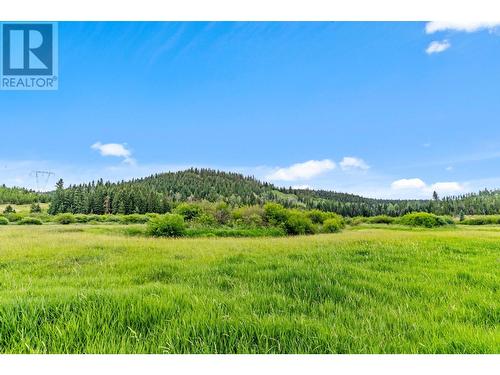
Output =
[
  {"x1": 266, "y1": 159, "x2": 336, "y2": 181},
  {"x1": 425, "y1": 21, "x2": 500, "y2": 34},
  {"x1": 91, "y1": 142, "x2": 135, "y2": 165},
  {"x1": 426, "y1": 40, "x2": 451, "y2": 54},
  {"x1": 339, "y1": 156, "x2": 369, "y2": 171}
]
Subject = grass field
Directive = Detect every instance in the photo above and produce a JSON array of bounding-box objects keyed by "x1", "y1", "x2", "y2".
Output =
[
  {"x1": 0, "y1": 224, "x2": 498, "y2": 353},
  {"x1": 0, "y1": 203, "x2": 49, "y2": 214}
]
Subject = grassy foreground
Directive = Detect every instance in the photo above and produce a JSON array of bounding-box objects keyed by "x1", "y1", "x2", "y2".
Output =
[{"x1": 0, "y1": 225, "x2": 498, "y2": 353}]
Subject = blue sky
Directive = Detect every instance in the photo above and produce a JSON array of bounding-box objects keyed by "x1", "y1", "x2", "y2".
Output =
[{"x1": 1, "y1": 21, "x2": 499, "y2": 198}]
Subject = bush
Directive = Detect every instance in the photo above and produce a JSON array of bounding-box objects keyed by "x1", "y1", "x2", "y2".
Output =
[
  {"x1": 74, "y1": 214, "x2": 91, "y2": 223},
  {"x1": 174, "y1": 203, "x2": 202, "y2": 221},
  {"x1": 55, "y1": 213, "x2": 76, "y2": 225},
  {"x1": 232, "y1": 206, "x2": 265, "y2": 227},
  {"x1": 18, "y1": 217, "x2": 42, "y2": 225},
  {"x1": 307, "y1": 209, "x2": 329, "y2": 224},
  {"x1": 349, "y1": 216, "x2": 368, "y2": 226},
  {"x1": 264, "y1": 203, "x2": 289, "y2": 226},
  {"x1": 0, "y1": 216, "x2": 9, "y2": 225},
  {"x1": 367, "y1": 215, "x2": 395, "y2": 224},
  {"x1": 322, "y1": 217, "x2": 344, "y2": 233},
  {"x1": 186, "y1": 226, "x2": 286, "y2": 238},
  {"x1": 3, "y1": 205, "x2": 15, "y2": 214},
  {"x1": 120, "y1": 214, "x2": 149, "y2": 224},
  {"x1": 461, "y1": 215, "x2": 500, "y2": 225},
  {"x1": 284, "y1": 212, "x2": 316, "y2": 235},
  {"x1": 5, "y1": 213, "x2": 24, "y2": 222},
  {"x1": 195, "y1": 213, "x2": 217, "y2": 226},
  {"x1": 439, "y1": 215, "x2": 455, "y2": 225},
  {"x1": 399, "y1": 212, "x2": 449, "y2": 228},
  {"x1": 33, "y1": 213, "x2": 51, "y2": 223},
  {"x1": 103, "y1": 215, "x2": 122, "y2": 223},
  {"x1": 30, "y1": 203, "x2": 42, "y2": 213},
  {"x1": 214, "y1": 202, "x2": 231, "y2": 225},
  {"x1": 146, "y1": 214, "x2": 186, "y2": 237}
]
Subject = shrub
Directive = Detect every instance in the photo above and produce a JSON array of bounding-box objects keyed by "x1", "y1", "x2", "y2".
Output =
[
  {"x1": 232, "y1": 206, "x2": 265, "y2": 227},
  {"x1": 264, "y1": 203, "x2": 289, "y2": 226},
  {"x1": 30, "y1": 203, "x2": 42, "y2": 213},
  {"x1": 284, "y1": 212, "x2": 316, "y2": 235},
  {"x1": 186, "y1": 226, "x2": 286, "y2": 238},
  {"x1": 18, "y1": 217, "x2": 42, "y2": 225},
  {"x1": 103, "y1": 215, "x2": 121, "y2": 223},
  {"x1": 461, "y1": 216, "x2": 500, "y2": 225},
  {"x1": 174, "y1": 203, "x2": 202, "y2": 221},
  {"x1": 55, "y1": 213, "x2": 76, "y2": 225},
  {"x1": 367, "y1": 215, "x2": 395, "y2": 224},
  {"x1": 5, "y1": 213, "x2": 24, "y2": 222},
  {"x1": 33, "y1": 213, "x2": 51, "y2": 223},
  {"x1": 307, "y1": 209, "x2": 329, "y2": 224},
  {"x1": 146, "y1": 214, "x2": 186, "y2": 237},
  {"x1": 399, "y1": 212, "x2": 449, "y2": 228},
  {"x1": 120, "y1": 214, "x2": 149, "y2": 224},
  {"x1": 195, "y1": 213, "x2": 217, "y2": 226},
  {"x1": 0, "y1": 216, "x2": 9, "y2": 225},
  {"x1": 347, "y1": 216, "x2": 367, "y2": 226},
  {"x1": 439, "y1": 215, "x2": 455, "y2": 225},
  {"x1": 322, "y1": 217, "x2": 344, "y2": 233},
  {"x1": 214, "y1": 202, "x2": 231, "y2": 225},
  {"x1": 74, "y1": 214, "x2": 91, "y2": 223},
  {"x1": 84, "y1": 214, "x2": 105, "y2": 222},
  {"x1": 3, "y1": 205, "x2": 15, "y2": 214}
]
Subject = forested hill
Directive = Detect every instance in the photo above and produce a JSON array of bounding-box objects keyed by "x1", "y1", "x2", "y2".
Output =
[
  {"x1": 0, "y1": 185, "x2": 50, "y2": 205},
  {"x1": 43, "y1": 168, "x2": 500, "y2": 217}
]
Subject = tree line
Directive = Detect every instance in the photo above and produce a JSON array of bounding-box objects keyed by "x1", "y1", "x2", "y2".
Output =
[
  {"x1": 0, "y1": 185, "x2": 50, "y2": 205},
  {"x1": 43, "y1": 168, "x2": 500, "y2": 217}
]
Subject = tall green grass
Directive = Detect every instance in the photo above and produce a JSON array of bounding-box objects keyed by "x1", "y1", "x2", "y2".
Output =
[{"x1": 0, "y1": 225, "x2": 498, "y2": 353}]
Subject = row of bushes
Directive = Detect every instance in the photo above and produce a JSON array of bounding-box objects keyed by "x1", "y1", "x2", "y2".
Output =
[
  {"x1": 0, "y1": 203, "x2": 347, "y2": 235},
  {"x1": 348, "y1": 213, "x2": 500, "y2": 227},
  {"x1": 0, "y1": 212, "x2": 152, "y2": 225},
  {"x1": 460, "y1": 215, "x2": 500, "y2": 225},
  {"x1": 2, "y1": 207, "x2": 497, "y2": 234},
  {"x1": 145, "y1": 205, "x2": 346, "y2": 237},
  {"x1": 347, "y1": 212, "x2": 454, "y2": 228},
  {"x1": 0, "y1": 216, "x2": 42, "y2": 225}
]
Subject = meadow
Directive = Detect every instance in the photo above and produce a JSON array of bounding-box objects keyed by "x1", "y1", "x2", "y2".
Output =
[{"x1": 0, "y1": 224, "x2": 498, "y2": 353}]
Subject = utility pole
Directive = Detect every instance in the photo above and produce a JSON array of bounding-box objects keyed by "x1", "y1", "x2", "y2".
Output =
[{"x1": 30, "y1": 171, "x2": 55, "y2": 192}]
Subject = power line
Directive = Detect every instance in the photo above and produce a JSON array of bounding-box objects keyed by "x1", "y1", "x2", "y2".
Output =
[{"x1": 30, "y1": 170, "x2": 55, "y2": 192}]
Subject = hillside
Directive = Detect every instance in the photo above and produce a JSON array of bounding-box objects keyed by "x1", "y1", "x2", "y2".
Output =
[
  {"x1": 40, "y1": 168, "x2": 500, "y2": 217},
  {"x1": 0, "y1": 185, "x2": 50, "y2": 205}
]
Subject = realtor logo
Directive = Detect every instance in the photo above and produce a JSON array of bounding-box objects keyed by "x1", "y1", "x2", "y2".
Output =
[{"x1": 1, "y1": 22, "x2": 58, "y2": 90}]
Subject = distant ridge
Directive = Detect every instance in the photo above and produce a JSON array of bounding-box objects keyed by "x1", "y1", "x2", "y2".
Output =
[{"x1": 40, "y1": 168, "x2": 499, "y2": 217}]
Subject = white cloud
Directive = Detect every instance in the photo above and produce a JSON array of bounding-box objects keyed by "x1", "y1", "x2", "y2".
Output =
[
  {"x1": 426, "y1": 21, "x2": 500, "y2": 34},
  {"x1": 292, "y1": 184, "x2": 312, "y2": 190},
  {"x1": 446, "y1": 166, "x2": 454, "y2": 171},
  {"x1": 91, "y1": 142, "x2": 135, "y2": 165},
  {"x1": 430, "y1": 182, "x2": 464, "y2": 193},
  {"x1": 391, "y1": 178, "x2": 465, "y2": 196},
  {"x1": 266, "y1": 159, "x2": 335, "y2": 181},
  {"x1": 339, "y1": 156, "x2": 370, "y2": 171},
  {"x1": 426, "y1": 40, "x2": 451, "y2": 54},
  {"x1": 391, "y1": 178, "x2": 427, "y2": 190}
]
